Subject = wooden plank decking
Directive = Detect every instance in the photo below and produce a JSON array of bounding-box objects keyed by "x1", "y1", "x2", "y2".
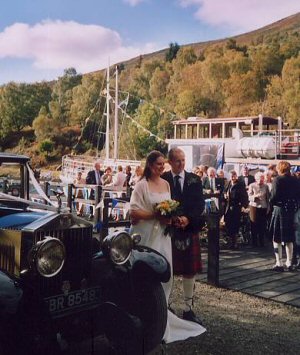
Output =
[{"x1": 198, "y1": 242, "x2": 300, "y2": 308}]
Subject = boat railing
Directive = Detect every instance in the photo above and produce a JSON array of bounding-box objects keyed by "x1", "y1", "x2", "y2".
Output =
[
  {"x1": 42, "y1": 181, "x2": 128, "y2": 222},
  {"x1": 241, "y1": 128, "x2": 300, "y2": 158},
  {"x1": 60, "y1": 155, "x2": 142, "y2": 182}
]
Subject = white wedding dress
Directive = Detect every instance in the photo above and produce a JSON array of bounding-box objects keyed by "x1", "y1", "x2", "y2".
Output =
[{"x1": 130, "y1": 186, "x2": 206, "y2": 344}]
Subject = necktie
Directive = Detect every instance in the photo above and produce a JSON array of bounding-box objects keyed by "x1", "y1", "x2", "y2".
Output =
[{"x1": 174, "y1": 175, "x2": 182, "y2": 200}]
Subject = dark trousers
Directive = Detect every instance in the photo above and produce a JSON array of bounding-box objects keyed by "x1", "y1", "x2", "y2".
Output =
[{"x1": 250, "y1": 207, "x2": 267, "y2": 246}]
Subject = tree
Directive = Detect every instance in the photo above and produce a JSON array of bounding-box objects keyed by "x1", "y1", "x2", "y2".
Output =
[
  {"x1": 70, "y1": 72, "x2": 104, "y2": 126},
  {"x1": 128, "y1": 103, "x2": 166, "y2": 157},
  {"x1": 50, "y1": 67, "x2": 82, "y2": 126},
  {"x1": 32, "y1": 106, "x2": 59, "y2": 141},
  {"x1": 280, "y1": 55, "x2": 300, "y2": 127},
  {"x1": 223, "y1": 71, "x2": 261, "y2": 116},
  {"x1": 174, "y1": 47, "x2": 197, "y2": 68},
  {"x1": 130, "y1": 60, "x2": 164, "y2": 100},
  {"x1": 225, "y1": 39, "x2": 248, "y2": 54},
  {"x1": 149, "y1": 68, "x2": 170, "y2": 102},
  {"x1": 175, "y1": 90, "x2": 218, "y2": 118},
  {"x1": 165, "y1": 42, "x2": 180, "y2": 62},
  {"x1": 0, "y1": 82, "x2": 51, "y2": 142},
  {"x1": 39, "y1": 139, "x2": 54, "y2": 157}
]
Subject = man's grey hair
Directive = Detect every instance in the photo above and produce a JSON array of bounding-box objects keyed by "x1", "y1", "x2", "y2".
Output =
[{"x1": 207, "y1": 167, "x2": 217, "y2": 175}]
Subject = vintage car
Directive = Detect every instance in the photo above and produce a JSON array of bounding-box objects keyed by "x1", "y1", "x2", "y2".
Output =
[{"x1": 0, "y1": 153, "x2": 170, "y2": 354}]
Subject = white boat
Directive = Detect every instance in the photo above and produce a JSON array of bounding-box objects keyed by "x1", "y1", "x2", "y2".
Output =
[
  {"x1": 166, "y1": 114, "x2": 300, "y2": 173},
  {"x1": 60, "y1": 66, "x2": 141, "y2": 183}
]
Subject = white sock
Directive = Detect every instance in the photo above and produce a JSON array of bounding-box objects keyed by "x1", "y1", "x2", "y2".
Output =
[
  {"x1": 285, "y1": 242, "x2": 294, "y2": 267},
  {"x1": 182, "y1": 276, "x2": 195, "y2": 312},
  {"x1": 273, "y1": 241, "x2": 283, "y2": 266}
]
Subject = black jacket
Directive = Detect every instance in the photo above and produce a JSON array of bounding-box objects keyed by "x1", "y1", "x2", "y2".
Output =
[
  {"x1": 224, "y1": 181, "x2": 249, "y2": 211},
  {"x1": 203, "y1": 177, "x2": 225, "y2": 194},
  {"x1": 270, "y1": 174, "x2": 300, "y2": 207},
  {"x1": 238, "y1": 175, "x2": 255, "y2": 188},
  {"x1": 161, "y1": 171, "x2": 205, "y2": 232},
  {"x1": 86, "y1": 169, "x2": 104, "y2": 185}
]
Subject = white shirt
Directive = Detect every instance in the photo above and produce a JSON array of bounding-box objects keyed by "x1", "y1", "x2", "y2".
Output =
[
  {"x1": 209, "y1": 178, "x2": 215, "y2": 191},
  {"x1": 112, "y1": 172, "x2": 127, "y2": 189},
  {"x1": 95, "y1": 170, "x2": 102, "y2": 185}
]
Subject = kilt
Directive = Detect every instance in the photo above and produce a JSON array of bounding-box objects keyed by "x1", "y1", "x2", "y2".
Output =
[
  {"x1": 172, "y1": 232, "x2": 202, "y2": 276},
  {"x1": 268, "y1": 206, "x2": 295, "y2": 243}
]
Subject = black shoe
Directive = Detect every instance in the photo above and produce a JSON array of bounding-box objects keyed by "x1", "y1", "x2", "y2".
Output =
[
  {"x1": 271, "y1": 265, "x2": 284, "y2": 272},
  {"x1": 182, "y1": 310, "x2": 203, "y2": 325},
  {"x1": 286, "y1": 265, "x2": 295, "y2": 272}
]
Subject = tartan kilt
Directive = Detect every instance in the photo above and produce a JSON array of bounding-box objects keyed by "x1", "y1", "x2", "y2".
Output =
[
  {"x1": 171, "y1": 232, "x2": 202, "y2": 276},
  {"x1": 268, "y1": 206, "x2": 295, "y2": 243}
]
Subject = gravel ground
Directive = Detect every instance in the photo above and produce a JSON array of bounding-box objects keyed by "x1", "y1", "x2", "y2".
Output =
[
  {"x1": 161, "y1": 277, "x2": 300, "y2": 355},
  {"x1": 68, "y1": 276, "x2": 300, "y2": 355}
]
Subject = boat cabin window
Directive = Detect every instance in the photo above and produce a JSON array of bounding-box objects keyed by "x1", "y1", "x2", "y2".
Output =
[
  {"x1": 238, "y1": 122, "x2": 252, "y2": 137},
  {"x1": 187, "y1": 124, "x2": 197, "y2": 139},
  {"x1": 175, "y1": 125, "x2": 184, "y2": 139},
  {"x1": 225, "y1": 123, "x2": 237, "y2": 138},
  {"x1": 211, "y1": 123, "x2": 222, "y2": 138},
  {"x1": 199, "y1": 124, "x2": 209, "y2": 138}
]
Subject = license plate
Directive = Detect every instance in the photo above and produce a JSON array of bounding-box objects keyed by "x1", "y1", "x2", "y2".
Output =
[{"x1": 45, "y1": 287, "x2": 101, "y2": 315}]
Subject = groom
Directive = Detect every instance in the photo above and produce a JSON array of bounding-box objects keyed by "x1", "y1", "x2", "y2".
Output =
[{"x1": 162, "y1": 147, "x2": 205, "y2": 325}]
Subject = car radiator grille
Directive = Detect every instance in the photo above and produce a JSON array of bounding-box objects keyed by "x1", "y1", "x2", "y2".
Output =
[
  {"x1": 34, "y1": 226, "x2": 93, "y2": 297},
  {"x1": 0, "y1": 243, "x2": 15, "y2": 274}
]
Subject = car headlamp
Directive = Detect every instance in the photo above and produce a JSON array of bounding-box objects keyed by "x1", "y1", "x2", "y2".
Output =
[
  {"x1": 29, "y1": 237, "x2": 65, "y2": 277},
  {"x1": 103, "y1": 231, "x2": 134, "y2": 265}
]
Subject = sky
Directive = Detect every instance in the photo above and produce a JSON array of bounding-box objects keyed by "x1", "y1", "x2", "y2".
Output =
[{"x1": 1, "y1": 0, "x2": 300, "y2": 85}]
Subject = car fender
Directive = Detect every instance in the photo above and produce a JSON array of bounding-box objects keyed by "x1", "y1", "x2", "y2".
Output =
[
  {"x1": 128, "y1": 246, "x2": 171, "y2": 283},
  {"x1": 0, "y1": 270, "x2": 23, "y2": 318},
  {"x1": 99, "y1": 301, "x2": 143, "y2": 353}
]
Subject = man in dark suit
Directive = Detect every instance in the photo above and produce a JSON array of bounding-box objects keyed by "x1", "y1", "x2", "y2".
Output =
[
  {"x1": 86, "y1": 161, "x2": 104, "y2": 185},
  {"x1": 238, "y1": 166, "x2": 255, "y2": 190},
  {"x1": 203, "y1": 167, "x2": 225, "y2": 194},
  {"x1": 86, "y1": 161, "x2": 104, "y2": 219},
  {"x1": 203, "y1": 167, "x2": 225, "y2": 215},
  {"x1": 162, "y1": 148, "x2": 205, "y2": 325}
]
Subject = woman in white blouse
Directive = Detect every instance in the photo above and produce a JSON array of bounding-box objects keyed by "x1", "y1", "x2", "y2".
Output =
[{"x1": 248, "y1": 171, "x2": 270, "y2": 247}]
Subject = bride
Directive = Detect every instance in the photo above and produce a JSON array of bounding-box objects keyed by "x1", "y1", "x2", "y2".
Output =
[{"x1": 130, "y1": 150, "x2": 206, "y2": 344}]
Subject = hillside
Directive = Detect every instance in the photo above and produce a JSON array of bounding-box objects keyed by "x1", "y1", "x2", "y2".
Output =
[
  {"x1": 2, "y1": 12, "x2": 300, "y2": 163},
  {"x1": 92, "y1": 12, "x2": 300, "y2": 74}
]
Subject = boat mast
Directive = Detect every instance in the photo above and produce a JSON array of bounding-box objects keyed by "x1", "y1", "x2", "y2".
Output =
[
  {"x1": 105, "y1": 66, "x2": 110, "y2": 162},
  {"x1": 114, "y1": 65, "x2": 119, "y2": 160}
]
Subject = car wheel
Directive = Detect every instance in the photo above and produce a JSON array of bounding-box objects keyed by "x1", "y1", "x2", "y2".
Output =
[
  {"x1": 135, "y1": 280, "x2": 167, "y2": 353},
  {"x1": 105, "y1": 279, "x2": 167, "y2": 355}
]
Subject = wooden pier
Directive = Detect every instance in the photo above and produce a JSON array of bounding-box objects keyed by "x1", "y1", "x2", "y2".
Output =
[{"x1": 198, "y1": 243, "x2": 300, "y2": 308}]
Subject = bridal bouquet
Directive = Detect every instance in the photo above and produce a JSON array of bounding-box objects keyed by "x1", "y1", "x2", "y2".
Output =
[
  {"x1": 155, "y1": 199, "x2": 180, "y2": 217},
  {"x1": 155, "y1": 199, "x2": 180, "y2": 236}
]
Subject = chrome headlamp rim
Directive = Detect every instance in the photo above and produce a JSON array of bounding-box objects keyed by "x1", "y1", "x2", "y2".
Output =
[
  {"x1": 103, "y1": 231, "x2": 133, "y2": 265},
  {"x1": 29, "y1": 237, "x2": 66, "y2": 278}
]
